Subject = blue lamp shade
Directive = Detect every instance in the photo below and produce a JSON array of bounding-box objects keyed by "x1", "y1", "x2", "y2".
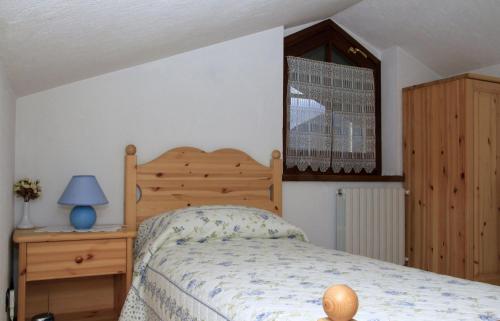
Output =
[{"x1": 58, "y1": 175, "x2": 108, "y2": 229}]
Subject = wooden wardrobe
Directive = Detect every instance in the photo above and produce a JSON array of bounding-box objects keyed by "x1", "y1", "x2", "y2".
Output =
[{"x1": 403, "y1": 73, "x2": 500, "y2": 285}]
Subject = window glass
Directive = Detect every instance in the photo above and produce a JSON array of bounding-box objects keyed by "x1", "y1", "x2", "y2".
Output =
[
  {"x1": 302, "y1": 46, "x2": 327, "y2": 62},
  {"x1": 283, "y1": 20, "x2": 381, "y2": 179},
  {"x1": 332, "y1": 47, "x2": 354, "y2": 66}
]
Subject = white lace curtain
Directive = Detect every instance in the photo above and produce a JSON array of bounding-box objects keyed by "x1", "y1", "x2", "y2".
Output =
[{"x1": 286, "y1": 56, "x2": 376, "y2": 173}]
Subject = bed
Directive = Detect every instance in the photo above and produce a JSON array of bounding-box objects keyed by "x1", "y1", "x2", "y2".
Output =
[{"x1": 119, "y1": 145, "x2": 500, "y2": 321}]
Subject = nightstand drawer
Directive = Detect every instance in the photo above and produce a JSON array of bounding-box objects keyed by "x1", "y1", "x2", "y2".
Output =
[{"x1": 26, "y1": 239, "x2": 127, "y2": 281}]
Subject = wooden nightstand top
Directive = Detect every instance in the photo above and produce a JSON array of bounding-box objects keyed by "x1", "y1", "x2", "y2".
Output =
[{"x1": 13, "y1": 226, "x2": 136, "y2": 243}]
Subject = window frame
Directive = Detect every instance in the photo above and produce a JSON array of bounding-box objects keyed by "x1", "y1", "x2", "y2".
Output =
[{"x1": 283, "y1": 19, "x2": 395, "y2": 181}]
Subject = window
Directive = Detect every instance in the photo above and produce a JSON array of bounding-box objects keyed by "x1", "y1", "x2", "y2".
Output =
[{"x1": 283, "y1": 19, "x2": 383, "y2": 181}]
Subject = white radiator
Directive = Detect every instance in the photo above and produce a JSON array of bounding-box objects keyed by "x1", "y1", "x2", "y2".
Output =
[{"x1": 336, "y1": 187, "x2": 405, "y2": 265}]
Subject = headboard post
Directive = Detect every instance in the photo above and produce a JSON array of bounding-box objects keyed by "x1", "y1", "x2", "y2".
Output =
[
  {"x1": 271, "y1": 150, "x2": 283, "y2": 215},
  {"x1": 125, "y1": 144, "x2": 137, "y2": 227}
]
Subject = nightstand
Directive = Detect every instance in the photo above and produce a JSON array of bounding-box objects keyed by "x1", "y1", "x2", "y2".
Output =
[{"x1": 13, "y1": 227, "x2": 136, "y2": 321}]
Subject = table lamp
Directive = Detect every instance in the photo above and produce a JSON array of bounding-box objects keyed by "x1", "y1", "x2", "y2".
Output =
[{"x1": 58, "y1": 175, "x2": 108, "y2": 229}]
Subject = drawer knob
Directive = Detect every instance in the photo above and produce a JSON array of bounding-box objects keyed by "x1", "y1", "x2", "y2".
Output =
[{"x1": 75, "y1": 256, "x2": 84, "y2": 264}]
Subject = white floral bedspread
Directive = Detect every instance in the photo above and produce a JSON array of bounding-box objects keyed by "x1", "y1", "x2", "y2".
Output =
[{"x1": 120, "y1": 206, "x2": 500, "y2": 321}]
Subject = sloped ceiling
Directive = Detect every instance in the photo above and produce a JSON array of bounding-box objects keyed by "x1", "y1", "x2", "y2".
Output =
[
  {"x1": 334, "y1": 0, "x2": 500, "y2": 77},
  {"x1": 0, "y1": 0, "x2": 360, "y2": 96}
]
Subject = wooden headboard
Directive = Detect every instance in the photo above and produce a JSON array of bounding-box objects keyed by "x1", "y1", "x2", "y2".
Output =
[{"x1": 124, "y1": 145, "x2": 283, "y2": 227}]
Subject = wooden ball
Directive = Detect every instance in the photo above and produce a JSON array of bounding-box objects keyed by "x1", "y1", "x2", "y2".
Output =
[
  {"x1": 322, "y1": 285, "x2": 358, "y2": 321},
  {"x1": 272, "y1": 150, "x2": 281, "y2": 159},
  {"x1": 126, "y1": 144, "x2": 137, "y2": 155}
]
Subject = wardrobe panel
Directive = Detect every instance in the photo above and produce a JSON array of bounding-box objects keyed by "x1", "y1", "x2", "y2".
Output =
[
  {"x1": 431, "y1": 83, "x2": 446, "y2": 274},
  {"x1": 403, "y1": 89, "x2": 412, "y2": 265},
  {"x1": 472, "y1": 80, "x2": 500, "y2": 284},
  {"x1": 444, "y1": 79, "x2": 467, "y2": 278},
  {"x1": 424, "y1": 84, "x2": 435, "y2": 272},
  {"x1": 404, "y1": 78, "x2": 468, "y2": 278},
  {"x1": 404, "y1": 86, "x2": 428, "y2": 270}
]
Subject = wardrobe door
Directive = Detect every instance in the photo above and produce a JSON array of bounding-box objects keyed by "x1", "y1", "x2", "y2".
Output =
[
  {"x1": 404, "y1": 79, "x2": 467, "y2": 277},
  {"x1": 471, "y1": 80, "x2": 500, "y2": 284}
]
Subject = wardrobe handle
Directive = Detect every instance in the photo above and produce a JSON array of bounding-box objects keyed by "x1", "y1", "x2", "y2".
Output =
[{"x1": 75, "y1": 256, "x2": 84, "y2": 264}]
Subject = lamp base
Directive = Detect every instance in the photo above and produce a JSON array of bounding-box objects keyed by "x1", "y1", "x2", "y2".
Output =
[{"x1": 70, "y1": 205, "x2": 96, "y2": 230}]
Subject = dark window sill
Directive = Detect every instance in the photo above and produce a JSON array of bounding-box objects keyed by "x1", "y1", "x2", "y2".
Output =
[{"x1": 283, "y1": 173, "x2": 404, "y2": 182}]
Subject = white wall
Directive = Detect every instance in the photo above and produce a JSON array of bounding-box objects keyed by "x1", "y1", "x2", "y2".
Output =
[
  {"x1": 397, "y1": 47, "x2": 442, "y2": 88},
  {"x1": 469, "y1": 63, "x2": 500, "y2": 77},
  {"x1": 284, "y1": 47, "x2": 440, "y2": 248},
  {"x1": 284, "y1": 20, "x2": 440, "y2": 176},
  {"x1": 0, "y1": 60, "x2": 16, "y2": 321},
  {"x1": 281, "y1": 26, "x2": 442, "y2": 247},
  {"x1": 283, "y1": 181, "x2": 403, "y2": 248},
  {"x1": 381, "y1": 46, "x2": 441, "y2": 175},
  {"x1": 15, "y1": 27, "x2": 284, "y2": 227},
  {"x1": 15, "y1": 24, "x2": 443, "y2": 250},
  {"x1": 380, "y1": 47, "x2": 399, "y2": 175}
]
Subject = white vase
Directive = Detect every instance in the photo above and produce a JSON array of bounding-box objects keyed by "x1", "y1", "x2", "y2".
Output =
[{"x1": 17, "y1": 201, "x2": 35, "y2": 229}]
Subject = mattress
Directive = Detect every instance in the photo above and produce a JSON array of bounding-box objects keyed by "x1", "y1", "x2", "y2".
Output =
[{"x1": 119, "y1": 206, "x2": 500, "y2": 321}]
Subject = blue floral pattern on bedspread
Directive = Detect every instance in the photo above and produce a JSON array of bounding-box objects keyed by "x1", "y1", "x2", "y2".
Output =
[{"x1": 120, "y1": 206, "x2": 500, "y2": 321}]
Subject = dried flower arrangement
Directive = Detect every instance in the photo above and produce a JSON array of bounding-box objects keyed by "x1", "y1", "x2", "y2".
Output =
[{"x1": 14, "y1": 178, "x2": 42, "y2": 202}]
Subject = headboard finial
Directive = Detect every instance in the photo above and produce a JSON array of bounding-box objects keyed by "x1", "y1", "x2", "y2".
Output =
[
  {"x1": 126, "y1": 144, "x2": 137, "y2": 156},
  {"x1": 272, "y1": 150, "x2": 281, "y2": 159}
]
